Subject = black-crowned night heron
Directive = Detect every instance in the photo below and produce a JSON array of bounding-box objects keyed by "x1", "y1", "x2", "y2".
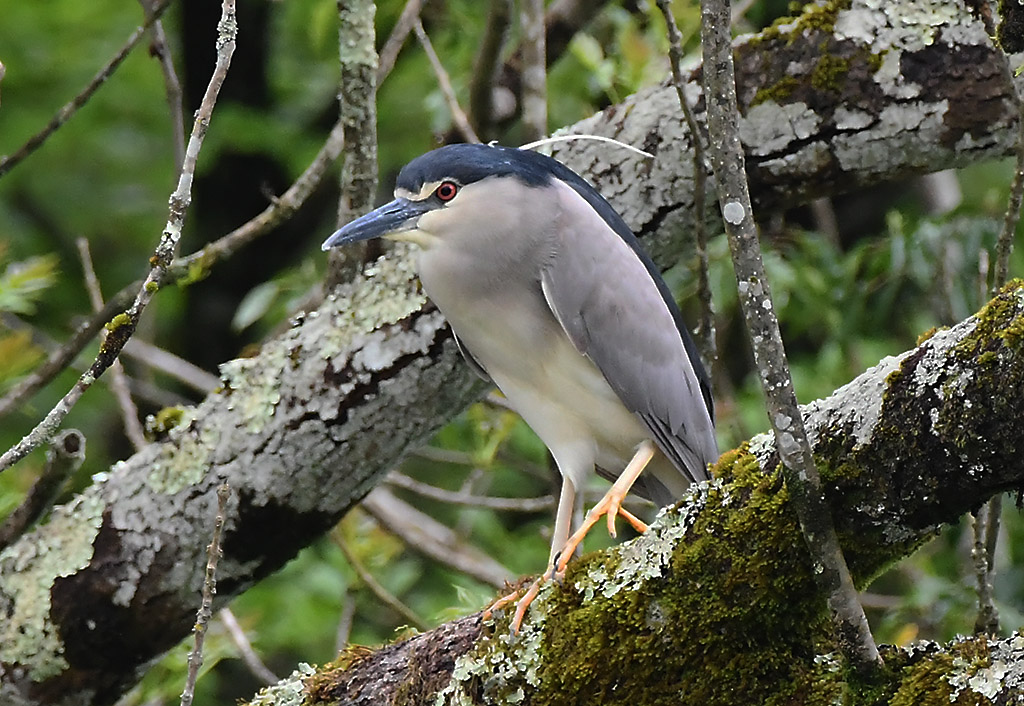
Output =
[{"x1": 323, "y1": 143, "x2": 717, "y2": 628}]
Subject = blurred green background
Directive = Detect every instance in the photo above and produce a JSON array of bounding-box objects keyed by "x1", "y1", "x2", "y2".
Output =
[{"x1": 0, "y1": 0, "x2": 1021, "y2": 703}]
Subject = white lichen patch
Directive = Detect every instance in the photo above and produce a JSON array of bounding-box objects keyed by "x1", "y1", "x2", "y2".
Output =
[
  {"x1": 146, "y1": 418, "x2": 218, "y2": 494},
  {"x1": 0, "y1": 492, "x2": 104, "y2": 681},
  {"x1": 219, "y1": 351, "x2": 284, "y2": 434},
  {"x1": 739, "y1": 101, "x2": 821, "y2": 157},
  {"x1": 576, "y1": 480, "x2": 717, "y2": 601},
  {"x1": 318, "y1": 245, "x2": 426, "y2": 362},
  {"x1": 835, "y1": 0, "x2": 987, "y2": 55},
  {"x1": 802, "y1": 351, "x2": 908, "y2": 449},
  {"x1": 945, "y1": 633, "x2": 1024, "y2": 703},
  {"x1": 833, "y1": 101, "x2": 949, "y2": 173},
  {"x1": 435, "y1": 614, "x2": 546, "y2": 705},
  {"x1": 912, "y1": 323, "x2": 975, "y2": 397},
  {"x1": 247, "y1": 663, "x2": 314, "y2": 706}
]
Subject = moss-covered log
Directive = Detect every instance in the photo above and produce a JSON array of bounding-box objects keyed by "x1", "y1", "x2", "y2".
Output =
[{"x1": 267, "y1": 283, "x2": 1024, "y2": 705}]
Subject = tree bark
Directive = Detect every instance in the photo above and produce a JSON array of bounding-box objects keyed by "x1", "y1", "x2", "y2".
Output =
[{"x1": 0, "y1": 0, "x2": 1021, "y2": 703}]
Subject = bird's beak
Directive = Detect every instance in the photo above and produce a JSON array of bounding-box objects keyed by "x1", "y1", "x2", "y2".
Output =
[{"x1": 321, "y1": 198, "x2": 433, "y2": 250}]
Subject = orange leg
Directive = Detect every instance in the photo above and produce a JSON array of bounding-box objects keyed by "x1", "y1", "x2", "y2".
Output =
[
  {"x1": 555, "y1": 440, "x2": 655, "y2": 576},
  {"x1": 495, "y1": 441, "x2": 657, "y2": 632}
]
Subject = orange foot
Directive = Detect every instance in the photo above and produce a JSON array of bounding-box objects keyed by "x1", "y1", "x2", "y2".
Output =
[{"x1": 494, "y1": 441, "x2": 658, "y2": 632}]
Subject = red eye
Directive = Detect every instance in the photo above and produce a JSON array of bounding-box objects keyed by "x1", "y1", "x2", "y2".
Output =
[{"x1": 435, "y1": 181, "x2": 458, "y2": 202}]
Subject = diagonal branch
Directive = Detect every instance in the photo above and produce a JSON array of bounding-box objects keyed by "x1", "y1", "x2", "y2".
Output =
[
  {"x1": 0, "y1": 0, "x2": 175, "y2": 179},
  {"x1": 0, "y1": 0, "x2": 237, "y2": 474},
  {"x1": 700, "y1": 0, "x2": 879, "y2": 671}
]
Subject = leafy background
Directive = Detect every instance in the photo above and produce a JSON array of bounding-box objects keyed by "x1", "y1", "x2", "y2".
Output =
[{"x1": 0, "y1": 0, "x2": 1021, "y2": 702}]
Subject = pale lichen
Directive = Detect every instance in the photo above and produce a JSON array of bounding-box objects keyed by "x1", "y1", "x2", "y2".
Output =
[
  {"x1": 245, "y1": 663, "x2": 314, "y2": 706},
  {"x1": 0, "y1": 492, "x2": 104, "y2": 680}
]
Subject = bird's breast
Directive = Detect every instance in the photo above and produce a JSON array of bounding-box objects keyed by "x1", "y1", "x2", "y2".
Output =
[{"x1": 417, "y1": 247, "x2": 650, "y2": 480}]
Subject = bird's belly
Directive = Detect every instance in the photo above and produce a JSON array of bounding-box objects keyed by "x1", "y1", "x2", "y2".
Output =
[{"x1": 446, "y1": 301, "x2": 649, "y2": 485}]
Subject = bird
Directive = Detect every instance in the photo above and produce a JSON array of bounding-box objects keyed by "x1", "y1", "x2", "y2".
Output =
[{"x1": 323, "y1": 142, "x2": 717, "y2": 629}]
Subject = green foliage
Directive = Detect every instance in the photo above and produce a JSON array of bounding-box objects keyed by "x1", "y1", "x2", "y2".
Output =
[{"x1": 0, "y1": 250, "x2": 58, "y2": 316}]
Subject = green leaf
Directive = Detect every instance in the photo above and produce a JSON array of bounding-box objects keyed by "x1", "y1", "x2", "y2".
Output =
[
  {"x1": 0, "y1": 254, "x2": 58, "y2": 315},
  {"x1": 232, "y1": 281, "x2": 279, "y2": 333}
]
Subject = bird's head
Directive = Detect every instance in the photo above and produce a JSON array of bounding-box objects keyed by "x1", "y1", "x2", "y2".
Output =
[{"x1": 321, "y1": 143, "x2": 582, "y2": 252}]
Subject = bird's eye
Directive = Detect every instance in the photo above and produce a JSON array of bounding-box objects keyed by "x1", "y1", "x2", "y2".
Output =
[{"x1": 435, "y1": 181, "x2": 458, "y2": 202}]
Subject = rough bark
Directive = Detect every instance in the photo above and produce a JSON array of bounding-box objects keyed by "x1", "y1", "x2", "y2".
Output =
[
  {"x1": 261, "y1": 282, "x2": 1024, "y2": 706},
  {"x1": 0, "y1": 0, "x2": 1022, "y2": 703}
]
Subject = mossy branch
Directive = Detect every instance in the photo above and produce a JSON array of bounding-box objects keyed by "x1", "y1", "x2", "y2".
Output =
[{"x1": 287, "y1": 282, "x2": 1024, "y2": 706}]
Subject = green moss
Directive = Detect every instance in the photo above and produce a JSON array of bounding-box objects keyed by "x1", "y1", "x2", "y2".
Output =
[
  {"x1": 866, "y1": 50, "x2": 886, "y2": 73},
  {"x1": 752, "y1": 0, "x2": 851, "y2": 46},
  {"x1": 147, "y1": 405, "x2": 187, "y2": 436},
  {"x1": 145, "y1": 280, "x2": 159, "y2": 293},
  {"x1": 105, "y1": 312, "x2": 131, "y2": 332},
  {"x1": 751, "y1": 76, "x2": 800, "y2": 107}
]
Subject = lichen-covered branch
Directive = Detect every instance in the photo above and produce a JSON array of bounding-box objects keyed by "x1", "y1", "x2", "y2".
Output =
[
  {"x1": 270, "y1": 282, "x2": 1024, "y2": 706},
  {"x1": 0, "y1": 248, "x2": 486, "y2": 706}
]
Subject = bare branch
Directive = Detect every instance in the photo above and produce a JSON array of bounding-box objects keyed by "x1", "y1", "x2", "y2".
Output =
[
  {"x1": 328, "y1": 0, "x2": 380, "y2": 287},
  {"x1": 699, "y1": 0, "x2": 880, "y2": 672},
  {"x1": 218, "y1": 607, "x2": 279, "y2": 686},
  {"x1": 76, "y1": 238, "x2": 146, "y2": 451},
  {"x1": 0, "y1": 0, "x2": 237, "y2": 474},
  {"x1": 469, "y1": 0, "x2": 513, "y2": 139},
  {"x1": 180, "y1": 483, "x2": 231, "y2": 706},
  {"x1": 655, "y1": 0, "x2": 716, "y2": 374},
  {"x1": 0, "y1": 0, "x2": 175, "y2": 179},
  {"x1": 385, "y1": 470, "x2": 555, "y2": 512},
  {"x1": 0, "y1": 430, "x2": 84, "y2": 551},
  {"x1": 122, "y1": 338, "x2": 220, "y2": 394},
  {"x1": 362, "y1": 487, "x2": 513, "y2": 590},
  {"x1": 138, "y1": 0, "x2": 186, "y2": 171},
  {"x1": 519, "y1": 0, "x2": 547, "y2": 142},
  {"x1": 413, "y1": 19, "x2": 480, "y2": 144},
  {"x1": 333, "y1": 529, "x2": 430, "y2": 632},
  {"x1": 376, "y1": 0, "x2": 425, "y2": 85}
]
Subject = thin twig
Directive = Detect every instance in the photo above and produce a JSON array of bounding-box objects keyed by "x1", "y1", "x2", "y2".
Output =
[
  {"x1": 385, "y1": 471, "x2": 554, "y2": 512},
  {"x1": 413, "y1": 19, "x2": 480, "y2": 144},
  {"x1": 655, "y1": 0, "x2": 716, "y2": 374},
  {"x1": 699, "y1": 0, "x2": 881, "y2": 673},
  {"x1": 469, "y1": 0, "x2": 513, "y2": 139},
  {"x1": 377, "y1": 0, "x2": 425, "y2": 84},
  {"x1": 970, "y1": 505, "x2": 1001, "y2": 635},
  {"x1": 138, "y1": 0, "x2": 186, "y2": 172},
  {"x1": 0, "y1": 430, "x2": 84, "y2": 551},
  {"x1": 519, "y1": 0, "x2": 547, "y2": 142},
  {"x1": 218, "y1": 607, "x2": 279, "y2": 685},
  {"x1": 0, "y1": 0, "x2": 237, "y2": 474},
  {"x1": 361, "y1": 487, "x2": 513, "y2": 590},
  {"x1": 77, "y1": 238, "x2": 146, "y2": 451},
  {"x1": 0, "y1": 117, "x2": 344, "y2": 422},
  {"x1": 970, "y1": 91, "x2": 1023, "y2": 638},
  {"x1": 993, "y1": 105, "x2": 1023, "y2": 292},
  {"x1": 181, "y1": 483, "x2": 231, "y2": 706},
  {"x1": 335, "y1": 588, "x2": 357, "y2": 652},
  {"x1": 123, "y1": 337, "x2": 220, "y2": 393},
  {"x1": 332, "y1": 529, "x2": 430, "y2": 632},
  {"x1": 0, "y1": 0, "x2": 175, "y2": 179}
]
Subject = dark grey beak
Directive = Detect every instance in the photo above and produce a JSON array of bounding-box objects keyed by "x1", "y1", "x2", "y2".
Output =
[{"x1": 321, "y1": 198, "x2": 432, "y2": 250}]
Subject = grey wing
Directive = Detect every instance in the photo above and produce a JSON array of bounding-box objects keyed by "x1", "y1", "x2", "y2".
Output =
[{"x1": 540, "y1": 185, "x2": 717, "y2": 483}]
